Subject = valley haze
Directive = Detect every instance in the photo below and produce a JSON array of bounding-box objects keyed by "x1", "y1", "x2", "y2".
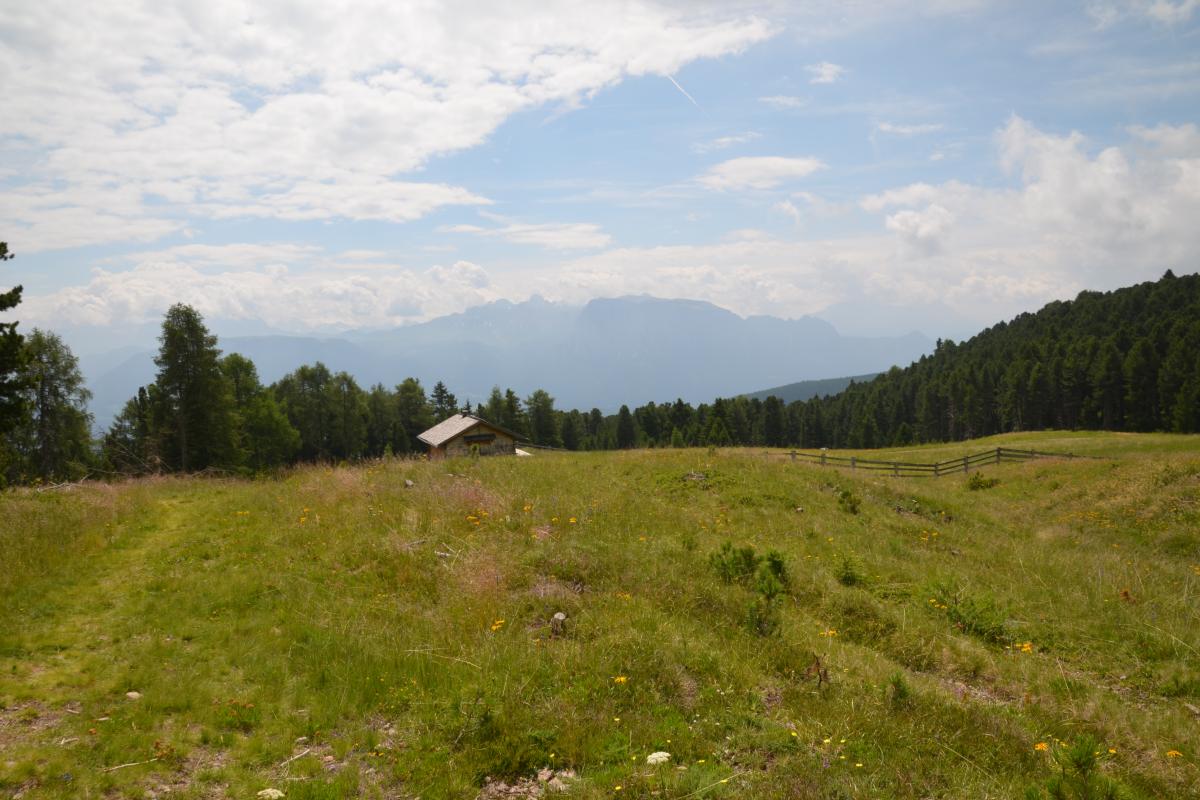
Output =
[{"x1": 75, "y1": 294, "x2": 931, "y2": 427}]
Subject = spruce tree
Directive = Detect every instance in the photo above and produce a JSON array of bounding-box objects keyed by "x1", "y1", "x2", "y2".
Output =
[
  {"x1": 616, "y1": 405, "x2": 636, "y2": 449},
  {"x1": 430, "y1": 380, "x2": 458, "y2": 421},
  {"x1": 525, "y1": 389, "x2": 560, "y2": 447}
]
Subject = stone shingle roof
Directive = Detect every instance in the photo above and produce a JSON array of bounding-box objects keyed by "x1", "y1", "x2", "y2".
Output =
[{"x1": 416, "y1": 413, "x2": 523, "y2": 447}]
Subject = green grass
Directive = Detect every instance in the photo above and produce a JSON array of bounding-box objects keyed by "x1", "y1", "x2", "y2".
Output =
[{"x1": 1, "y1": 431, "x2": 1198, "y2": 798}]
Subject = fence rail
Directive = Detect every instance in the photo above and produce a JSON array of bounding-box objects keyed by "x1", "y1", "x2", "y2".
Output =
[{"x1": 778, "y1": 446, "x2": 1083, "y2": 477}]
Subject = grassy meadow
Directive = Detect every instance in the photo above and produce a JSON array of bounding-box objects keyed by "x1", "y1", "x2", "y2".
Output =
[{"x1": 2, "y1": 431, "x2": 1199, "y2": 799}]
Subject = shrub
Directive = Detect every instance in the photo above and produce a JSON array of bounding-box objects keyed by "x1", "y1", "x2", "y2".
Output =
[
  {"x1": 1026, "y1": 734, "x2": 1125, "y2": 800},
  {"x1": 710, "y1": 541, "x2": 761, "y2": 584},
  {"x1": 747, "y1": 596, "x2": 782, "y2": 637},
  {"x1": 764, "y1": 549, "x2": 788, "y2": 583},
  {"x1": 837, "y1": 489, "x2": 861, "y2": 514},
  {"x1": 836, "y1": 553, "x2": 863, "y2": 587},
  {"x1": 928, "y1": 580, "x2": 1010, "y2": 645},
  {"x1": 755, "y1": 567, "x2": 784, "y2": 601},
  {"x1": 967, "y1": 472, "x2": 999, "y2": 490},
  {"x1": 886, "y1": 671, "x2": 913, "y2": 709}
]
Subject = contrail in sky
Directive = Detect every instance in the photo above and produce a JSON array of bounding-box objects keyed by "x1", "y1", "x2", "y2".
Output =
[{"x1": 667, "y1": 74, "x2": 699, "y2": 107}]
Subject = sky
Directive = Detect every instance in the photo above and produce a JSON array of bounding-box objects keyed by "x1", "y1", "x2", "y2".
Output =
[{"x1": 2, "y1": 0, "x2": 1199, "y2": 350}]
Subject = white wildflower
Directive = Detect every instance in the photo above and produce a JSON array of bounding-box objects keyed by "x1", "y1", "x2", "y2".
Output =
[
  {"x1": 257, "y1": 790, "x2": 285, "y2": 799},
  {"x1": 646, "y1": 751, "x2": 671, "y2": 765}
]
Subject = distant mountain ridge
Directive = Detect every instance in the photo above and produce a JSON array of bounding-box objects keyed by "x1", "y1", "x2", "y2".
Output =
[
  {"x1": 742, "y1": 373, "x2": 880, "y2": 404},
  {"x1": 79, "y1": 295, "x2": 934, "y2": 427}
]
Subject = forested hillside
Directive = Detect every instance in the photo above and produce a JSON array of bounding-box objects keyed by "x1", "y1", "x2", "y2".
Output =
[{"x1": 789, "y1": 271, "x2": 1200, "y2": 448}]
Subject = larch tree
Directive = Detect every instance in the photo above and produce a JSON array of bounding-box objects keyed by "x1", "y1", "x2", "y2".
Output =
[
  {"x1": 0, "y1": 243, "x2": 28, "y2": 441},
  {"x1": 154, "y1": 304, "x2": 237, "y2": 471},
  {"x1": 220, "y1": 352, "x2": 300, "y2": 470},
  {"x1": 6, "y1": 329, "x2": 93, "y2": 482},
  {"x1": 395, "y1": 377, "x2": 433, "y2": 452}
]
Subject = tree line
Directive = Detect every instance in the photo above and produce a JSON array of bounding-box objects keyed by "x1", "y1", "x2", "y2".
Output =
[{"x1": 2, "y1": 246, "x2": 1198, "y2": 484}]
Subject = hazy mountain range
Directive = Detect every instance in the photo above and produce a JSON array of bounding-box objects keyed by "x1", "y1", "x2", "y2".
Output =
[{"x1": 73, "y1": 295, "x2": 934, "y2": 428}]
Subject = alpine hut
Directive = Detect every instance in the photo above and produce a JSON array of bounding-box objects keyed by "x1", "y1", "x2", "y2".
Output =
[{"x1": 416, "y1": 413, "x2": 523, "y2": 460}]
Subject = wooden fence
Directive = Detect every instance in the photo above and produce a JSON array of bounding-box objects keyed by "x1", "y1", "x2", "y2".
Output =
[{"x1": 779, "y1": 446, "x2": 1082, "y2": 477}]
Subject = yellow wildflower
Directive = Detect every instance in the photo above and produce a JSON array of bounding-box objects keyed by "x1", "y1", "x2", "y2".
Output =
[
  {"x1": 490, "y1": 619, "x2": 505, "y2": 632},
  {"x1": 1166, "y1": 749, "x2": 1183, "y2": 758},
  {"x1": 612, "y1": 675, "x2": 628, "y2": 684},
  {"x1": 1034, "y1": 742, "x2": 1049, "y2": 752}
]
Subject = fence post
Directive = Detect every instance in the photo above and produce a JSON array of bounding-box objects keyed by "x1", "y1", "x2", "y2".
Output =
[
  {"x1": 850, "y1": 456, "x2": 856, "y2": 471},
  {"x1": 790, "y1": 450, "x2": 796, "y2": 462},
  {"x1": 820, "y1": 450, "x2": 826, "y2": 467},
  {"x1": 893, "y1": 462, "x2": 899, "y2": 477},
  {"x1": 934, "y1": 462, "x2": 940, "y2": 478},
  {"x1": 963, "y1": 456, "x2": 969, "y2": 474},
  {"x1": 995, "y1": 447, "x2": 1001, "y2": 465}
]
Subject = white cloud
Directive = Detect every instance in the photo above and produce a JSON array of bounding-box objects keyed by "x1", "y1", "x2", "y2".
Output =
[
  {"x1": 1086, "y1": 0, "x2": 1198, "y2": 26},
  {"x1": 1128, "y1": 121, "x2": 1200, "y2": 155},
  {"x1": 876, "y1": 121, "x2": 945, "y2": 135},
  {"x1": 692, "y1": 132, "x2": 762, "y2": 153},
  {"x1": 805, "y1": 61, "x2": 845, "y2": 84},
  {"x1": 500, "y1": 115, "x2": 1200, "y2": 326},
  {"x1": 439, "y1": 220, "x2": 612, "y2": 250},
  {"x1": 857, "y1": 115, "x2": 1200, "y2": 307},
  {"x1": 1, "y1": 1, "x2": 775, "y2": 252},
  {"x1": 698, "y1": 156, "x2": 827, "y2": 190},
  {"x1": 22, "y1": 247, "x2": 500, "y2": 331},
  {"x1": 773, "y1": 200, "x2": 804, "y2": 224},
  {"x1": 1144, "y1": 0, "x2": 1200, "y2": 24},
  {"x1": 23, "y1": 117, "x2": 1199, "y2": 335},
  {"x1": 759, "y1": 95, "x2": 807, "y2": 109}
]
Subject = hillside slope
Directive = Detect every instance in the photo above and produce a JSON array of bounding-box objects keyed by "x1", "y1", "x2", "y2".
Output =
[{"x1": 2, "y1": 433, "x2": 1198, "y2": 798}]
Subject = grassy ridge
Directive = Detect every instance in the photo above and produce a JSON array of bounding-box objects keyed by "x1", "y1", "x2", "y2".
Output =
[{"x1": 1, "y1": 432, "x2": 1198, "y2": 798}]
